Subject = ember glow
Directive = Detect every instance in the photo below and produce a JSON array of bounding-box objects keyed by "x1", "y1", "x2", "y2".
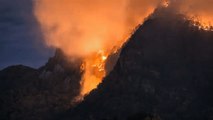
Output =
[
  {"x1": 34, "y1": 0, "x2": 213, "y2": 96},
  {"x1": 188, "y1": 16, "x2": 213, "y2": 31},
  {"x1": 169, "y1": 0, "x2": 213, "y2": 30},
  {"x1": 80, "y1": 50, "x2": 108, "y2": 95}
]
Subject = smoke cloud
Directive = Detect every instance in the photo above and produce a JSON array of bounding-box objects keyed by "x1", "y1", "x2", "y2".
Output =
[
  {"x1": 34, "y1": 0, "x2": 213, "y2": 58},
  {"x1": 34, "y1": 0, "x2": 160, "y2": 57}
]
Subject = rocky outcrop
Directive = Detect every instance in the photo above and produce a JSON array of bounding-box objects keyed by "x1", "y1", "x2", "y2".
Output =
[{"x1": 0, "y1": 49, "x2": 82, "y2": 120}]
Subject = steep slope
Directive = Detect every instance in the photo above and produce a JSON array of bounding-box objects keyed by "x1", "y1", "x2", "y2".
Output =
[
  {"x1": 63, "y1": 8, "x2": 213, "y2": 120},
  {"x1": 0, "y1": 50, "x2": 82, "y2": 120}
]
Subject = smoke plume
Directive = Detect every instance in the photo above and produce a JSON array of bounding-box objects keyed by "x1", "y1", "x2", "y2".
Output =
[{"x1": 34, "y1": 0, "x2": 160, "y2": 57}]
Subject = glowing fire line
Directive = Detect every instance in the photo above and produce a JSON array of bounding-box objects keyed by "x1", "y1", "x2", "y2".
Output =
[{"x1": 80, "y1": 50, "x2": 108, "y2": 96}]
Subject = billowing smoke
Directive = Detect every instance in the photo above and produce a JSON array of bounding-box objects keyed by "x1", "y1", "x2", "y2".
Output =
[
  {"x1": 34, "y1": 0, "x2": 160, "y2": 57},
  {"x1": 34, "y1": 0, "x2": 213, "y2": 57}
]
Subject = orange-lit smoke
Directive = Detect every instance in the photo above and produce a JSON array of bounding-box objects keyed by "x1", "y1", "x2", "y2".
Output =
[
  {"x1": 34, "y1": 0, "x2": 160, "y2": 57},
  {"x1": 169, "y1": 0, "x2": 213, "y2": 29},
  {"x1": 34, "y1": 0, "x2": 160, "y2": 96}
]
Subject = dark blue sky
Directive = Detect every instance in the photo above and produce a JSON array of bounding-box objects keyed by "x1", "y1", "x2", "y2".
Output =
[{"x1": 0, "y1": 0, "x2": 54, "y2": 69}]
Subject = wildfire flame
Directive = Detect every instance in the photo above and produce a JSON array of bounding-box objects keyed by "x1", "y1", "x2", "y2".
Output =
[
  {"x1": 80, "y1": 50, "x2": 108, "y2": 95},
  {"x1": 80, "y1": 37, "x2": 130, "y2": 96},
  {"x1": 34, "y1": 0, "x2": 213, "y2": 98},
  {"x1": 188, "y1": 16, "x2": 213, "y2": 31}
]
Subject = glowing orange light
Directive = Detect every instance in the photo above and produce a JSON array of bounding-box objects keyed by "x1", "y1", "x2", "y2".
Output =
[
  {"x1": 161, "y1": 0, "x2": 169, "y2": 7},
  {"x1": 80, "y1": 50, "x2": 109, "y2": 96},
  {"x1": 187, "y1": 15, "x2": 213, "y2": 31}
]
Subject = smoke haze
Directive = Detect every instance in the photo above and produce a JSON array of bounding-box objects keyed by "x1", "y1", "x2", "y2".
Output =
[{"x1": 34, "y1": 0, "x2": 160, "y2": 57}]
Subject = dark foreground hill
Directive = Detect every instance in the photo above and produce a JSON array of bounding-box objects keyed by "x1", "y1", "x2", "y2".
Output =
[
  {"x1": 61, "y1": 7, "x2": 213, "y2": 120},
  {"x1": 0, "y1": 50, "x2": 82, "y2": 120}
]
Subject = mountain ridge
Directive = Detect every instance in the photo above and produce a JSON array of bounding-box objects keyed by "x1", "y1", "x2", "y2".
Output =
[{"x1": 0, "y1": 49, "x2": 83, "y2": 120}]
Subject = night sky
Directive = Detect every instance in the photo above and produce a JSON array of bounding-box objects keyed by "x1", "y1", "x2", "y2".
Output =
[{"x1": 0, "y1": 0, "x2": 54, "y2": 69}]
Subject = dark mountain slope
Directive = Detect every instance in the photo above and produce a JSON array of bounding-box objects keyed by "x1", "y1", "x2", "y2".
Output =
[
  {"x1": 0, "y1": 65, "x2": 38, "y2": 91},
  {"x1": 0, "y1": 50, "x2": 82, "y2": 120},
  {"x1": 63, "y1": 8, "x2": 213, "y2": 120}
]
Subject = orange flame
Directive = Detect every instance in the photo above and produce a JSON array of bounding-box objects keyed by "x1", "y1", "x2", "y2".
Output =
[
  {"x1": 80, "y1": 35, "x2": 130, "y2": 96},
  {"x1": 80, "y1": 50, "x2": 108, "y2": 95},
  {"x1": 188, "y1": 16, "x2": 213, "y2": 31}
]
